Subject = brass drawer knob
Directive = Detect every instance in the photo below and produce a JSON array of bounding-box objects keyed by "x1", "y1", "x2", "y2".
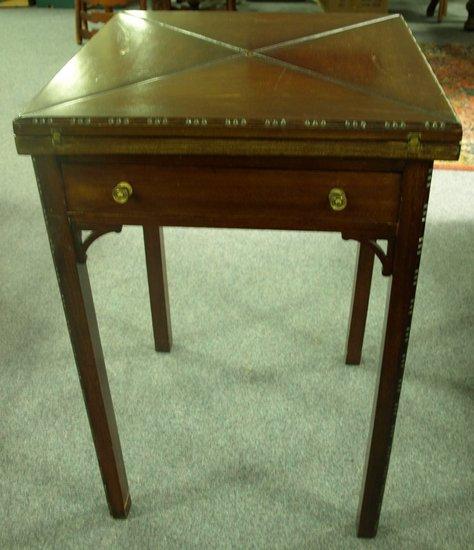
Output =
[
  {"x1": 328, "y1": 187, "x2": 347, "y2": 211},
  {"x1": 112, "y1": 181, "x2": 133, "y2": 204}
]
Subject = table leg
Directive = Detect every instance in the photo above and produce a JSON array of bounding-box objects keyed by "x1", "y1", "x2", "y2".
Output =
[
  {"x1": 143, "y1": 226, "x2": 172, "y2": 352},
  {"x1": 346, "y1": 242, "x2": 375, "y2": 365},
  {"x1": 357, "y1": 161, "x2": 432, "y2": 537},
  {"x1": 33, "y1": 156, "x2": 130, "y2": 518}
]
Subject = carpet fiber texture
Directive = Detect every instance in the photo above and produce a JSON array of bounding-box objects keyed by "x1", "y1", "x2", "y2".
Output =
[
  {"x1": 1, "y1": 6, "x2": 473, "y2": 549},
  {"x1": 421, "y1": 43, "x2": 474, "y2": 171}
]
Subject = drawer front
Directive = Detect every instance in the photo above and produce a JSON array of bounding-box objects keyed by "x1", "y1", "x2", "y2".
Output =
[{"x1": 62, "y1": 162, "x2": 401, "y2": 232}]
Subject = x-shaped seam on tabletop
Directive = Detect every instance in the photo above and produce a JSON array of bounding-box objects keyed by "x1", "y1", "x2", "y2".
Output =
[
  {"x1": 115, "y1": 12, "x2": 443, "y2": 119},
  {"x1": 22, "y1": 11, "x2": 450, "y2": 121}
]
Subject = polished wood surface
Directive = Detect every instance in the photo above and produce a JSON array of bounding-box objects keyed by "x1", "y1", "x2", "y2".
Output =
[
  {"x1": 32, "y1": 155, "x2": 131, "y2": 519},
  {"x1": 61, "y1": 161, "x2": 401, "y2": 233},
  {"x1": 14, "y1": 12, "x2": 461, "y2": 158},
  {"x1": 143, "y1": 226, "x2": 172, "y2": 352},
  {"x1": 357, "y1": 161, "x2": 433, "y2": 537},
  {"x1": 15, "y1": 12, "x2": 461, "y2": 539},
  {"x1": 346, "y1": 242, "x2": 375, "y2": 365}
]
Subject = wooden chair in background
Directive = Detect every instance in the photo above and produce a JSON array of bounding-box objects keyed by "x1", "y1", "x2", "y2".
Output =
[
  {"x1": 75, "y1": 0, "x2": 147, "y2": 45},
  {"x1": 76, "y1": 0, "x2": 236, "y2": 44},
  {"x1": 151, "y1": 0, "x2": 236, "y2": 11},
  {"x1": 426, "y1": 0, "x2": 448, "y2": 22}
]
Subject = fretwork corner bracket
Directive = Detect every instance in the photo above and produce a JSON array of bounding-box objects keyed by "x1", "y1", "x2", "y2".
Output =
[
  {"x1": 72, "y1": 224, "x2": 123, "y2": 263},
  {"x1": 342, "y1": 234, "x2": 395, "y2": 276}
]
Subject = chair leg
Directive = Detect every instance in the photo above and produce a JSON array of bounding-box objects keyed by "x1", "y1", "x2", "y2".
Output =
[
  {"x1": 345, "y1": 242, "x2": 375, "y2": 365},
  {"x1": 466, "y1": 0, "x2": 474, "y2": 30},
  {"x1": 426, "y1": 0, "x2": 439, "y2": 16},
  {"x1": 75, "y1": 0, "x2": 83, "y2": 45},
  {"x1": 438, "y1": 0, "x2": 446, "y2": 21},
  {"x1": 143, "y1": 226, "x2": 172, "y2": 352},
  {"x1": 83, "y1": 3, "x2": 90, "y2": 38}
]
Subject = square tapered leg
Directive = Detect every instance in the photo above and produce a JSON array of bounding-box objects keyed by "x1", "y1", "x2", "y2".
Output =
[
  {"x1": 33, "y1": 156, "x2": 131, "y2": 518},
  {"x1": 357, "y1": 161, "x2": 433, "y2": 537},
  {"x1": 143, "y1": 226, "x2": 172, "y2": 352},
  {"x1": 346, "y1": 242, "x2": 375, "y2": 365}
]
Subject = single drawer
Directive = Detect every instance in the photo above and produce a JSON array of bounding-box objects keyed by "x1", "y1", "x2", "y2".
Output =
[{"x1": 62, "y1": 162, "x2": 401, "y2": 232}]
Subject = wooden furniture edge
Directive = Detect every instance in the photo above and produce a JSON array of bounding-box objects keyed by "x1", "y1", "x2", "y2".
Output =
[{"x1": 15, "y1": 135, "x2": 461, "y2": 160}]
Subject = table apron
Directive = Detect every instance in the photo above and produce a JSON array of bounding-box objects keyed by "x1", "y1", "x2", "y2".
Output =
[{"x1": 62, "y1": 163, "x2": 401, "y2": 236}]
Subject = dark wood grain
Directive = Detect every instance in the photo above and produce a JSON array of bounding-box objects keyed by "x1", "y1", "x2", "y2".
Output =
[
  {"x1": 357, "y1": 161, "x2": 433, "y2": 537},
  {"x1": 32, "y1": 156, "x2": 130, "y2": 518},
  {"x1": 345, "y1": 242, "x2": 375, "y2": 365},
  {"x1": 61, "y1": 162, "x2": 401, "y2": 234},
  {"x1": 60, "y1": 155, "x2": 407, "y2": 172},
  {"x1": 14, "y1": 134, "x2": 462, "y2": 161},
  {"x1": 143, "y1": 226, "x2": 172, "y2": 352},
  {"x1": 13, "y1": 12, "x2": 462, "y2": 161},
  {"x1": 16, "y1": 12, "x2": 461, "y2": 535}
]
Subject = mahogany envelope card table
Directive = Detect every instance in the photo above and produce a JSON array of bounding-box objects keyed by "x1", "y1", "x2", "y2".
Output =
[{"x1": 13, "y1": 11, "x2": 461, "y2": 538}]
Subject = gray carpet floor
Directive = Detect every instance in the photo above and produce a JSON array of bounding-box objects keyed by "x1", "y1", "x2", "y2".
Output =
[{"x1": 1, "y1": 4, "x2": 473, "y2": 549}]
